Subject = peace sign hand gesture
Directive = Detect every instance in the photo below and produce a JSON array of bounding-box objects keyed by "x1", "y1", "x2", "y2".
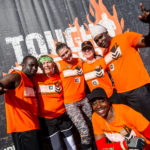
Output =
[{"x1": 139, "y1": 3, "x2": 150, "y2": 23}]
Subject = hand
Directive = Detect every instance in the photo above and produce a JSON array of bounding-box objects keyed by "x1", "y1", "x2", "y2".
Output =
[
  {"x1": 75, "y1": 66, "x2": 83, "y2": 76},
  {"x1": 0, "y1": 83, "x2": 7, "y2": 95},
  {"x1": 54, "y1": 81, "x2": 62, "y2": 93},
  {"x1": 95, "y1": 66, "x2": 104, "y2": 78},
  {"x1": 55, "y1": 86, "x2": 62, "y2": 93},
  {"x1": 77, "y1": 69, "x2": 83, "y2": 76},
  {"x1": 8, "y1": 68, "x2": 15, "y2": 74},
  {"x1": 125, "y1": 130, "x2": 136, "y2": 141},
  {"x1": 126, "y1": 137, "x2": 146, "y2": 149},
  {"x1": 139, "y1": 3, "x2": 150, "y2": 23}
]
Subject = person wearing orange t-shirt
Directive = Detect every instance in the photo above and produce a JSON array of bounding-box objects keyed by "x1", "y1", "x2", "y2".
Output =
[
  {"x1": 90, "y1": 3, "x2": 150, "y2": 120},
  {"x1": 88, "y1": 87, "x2": 150, "y2": 150},
  {"x1": 81, "y1": 40, "x2": 120, "y2": 104},
  {"x1": 32, "y1": 55, "x2": 76, "y2": 150},
  {"x1": 0, "y1": 56, "x2": 42, "y2": 150},
  {"x1": 56, "y1": 42, "x2": 93, "y2": 150}
]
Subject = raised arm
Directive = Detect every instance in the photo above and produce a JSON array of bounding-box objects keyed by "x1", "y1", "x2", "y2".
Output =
[
  {"x1": 0, "y1": 73, "x2": 21, "y2": 95},
  {"x1": 136, "y1": 3, "x2": 150, "y2": 48}
]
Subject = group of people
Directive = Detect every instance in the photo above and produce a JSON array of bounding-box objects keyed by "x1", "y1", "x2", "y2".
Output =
[{"x1": 0, "y1": 2, "x2": 150, "y2": 150}]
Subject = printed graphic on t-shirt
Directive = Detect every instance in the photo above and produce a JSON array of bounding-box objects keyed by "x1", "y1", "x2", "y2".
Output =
[
  {"x1": 110, "y1": 43, "x2": 121, "y2": 58},
  {"x1": 110, "y1": 64, "x2": 114, "y2": 71},
  {"x1": 63, "y1": 69, "x2": 78, "y2": 77},
  {"x1": 54, "y1": 81, "x2": 61, "y2": 87},
  {"x1": 84, "y1": 71, "x2": 97, "y2": 81},
  {"x1": 92, "y1": 79, "x2": 99, "y2": 86},
  {"x1": 38, "y1": 84, "x2": 56, "y2": 93},
  {"x1": 24, "y1": 87, "x2": 36, "y2": 97},
  {"x1": 63, "y1": 68, "x2": 83, "y2": 78},
  {"x1": 75, "y1": 77, "x2": 80, "y2": 83}
]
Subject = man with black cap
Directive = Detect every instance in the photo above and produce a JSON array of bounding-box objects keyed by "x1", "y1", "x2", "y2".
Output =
[{"x1": 88, "y1": 87, "x2": 150, "y2": 150}]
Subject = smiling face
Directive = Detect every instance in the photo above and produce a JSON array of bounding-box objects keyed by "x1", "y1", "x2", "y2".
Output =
[
  {"x1": 40, "y1": 60, "x2": 55, "y2": 76},
  {"x1": 22, "y1": 57, "x2": 38, "y2": 77},
  {"x1": 82, "y1": 46, "x2": 95, "y2": 60},
  {"x1": 92, "y1": 98, "x2": 111, "y2": 119},
  {"x1": 58, "y1": 46, "x2": 73, "y2": 63},
  {"x1": 94, "y1": 31, "x2": 111, "y2": 49}
]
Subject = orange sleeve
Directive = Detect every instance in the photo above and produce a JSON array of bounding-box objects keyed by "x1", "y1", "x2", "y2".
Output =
[
  {"x1": 92, "y1": 113, "x2": 104, "y2": 135},
  {"x1": 121, "y1": 105, "x2": 149, "y2": 132},
  {"x1": 124, "y1": 32, "x2": 142, "y2": 47},
  {"x1": 98, "y1": 57, "x2": 107, "y2": 70}
]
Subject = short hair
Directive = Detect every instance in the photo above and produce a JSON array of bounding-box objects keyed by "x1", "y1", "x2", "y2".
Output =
[{"x1": 22, "y1": 55, "x2": 37, "y2": 65}]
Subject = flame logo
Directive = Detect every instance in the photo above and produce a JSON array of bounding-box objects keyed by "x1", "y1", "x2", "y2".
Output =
[
  {"x1": 63, "y1": 0, "x2": 125, "y2": 58},
  {"x1": 3, "y1": 0, "x2": 125, "y2": 76}
]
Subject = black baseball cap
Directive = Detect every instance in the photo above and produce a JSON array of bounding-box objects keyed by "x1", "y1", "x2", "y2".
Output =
[
  {"x1": 81, "y1": 41, "x2": 93, "y2": 50},
  {"x1": 87, "y1": 87, "x2": 107, "y2": 103}
]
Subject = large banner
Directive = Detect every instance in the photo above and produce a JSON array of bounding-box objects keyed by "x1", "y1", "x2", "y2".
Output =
[{"x1": 0, "y1": 0, "x2": 150, "y2": 149}]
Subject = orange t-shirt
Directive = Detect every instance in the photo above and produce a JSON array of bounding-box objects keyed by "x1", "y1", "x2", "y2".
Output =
[
  {"x1": 5, "y1": 71, "x2": 39, "y2": 133},
  {"x1": 106, "y1": 32, "x2": 150, "y2": 93},
  {"x1": 92, "y1": 104, "x2": 150, "y2": 144},
  {"x1": 83, "y1": 58, "x2": 113, "y2": 98},
  {"x1": 32, "y1": 73, "x2": 65, "y2": 119},
  {"x1": 58, "y1": 58, "x2": 85, "y2": 104}
]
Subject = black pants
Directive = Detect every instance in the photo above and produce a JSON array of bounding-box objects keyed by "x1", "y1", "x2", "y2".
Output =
[
  {"x1": 39, "y1": 113, "x2": 73, "y2": 150},
  {"x1": 118, "y1": 84, "x2": 150, "y2": 121},
  {"x1": 12, "y1": 129, "x2": 42, "y2": 150},
  {"x1": 109, "y1": 88, "x2": 121, "y2": 104},
  {"x1": 39, "y1": 113, "x2": 72, "y2": 137}
]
